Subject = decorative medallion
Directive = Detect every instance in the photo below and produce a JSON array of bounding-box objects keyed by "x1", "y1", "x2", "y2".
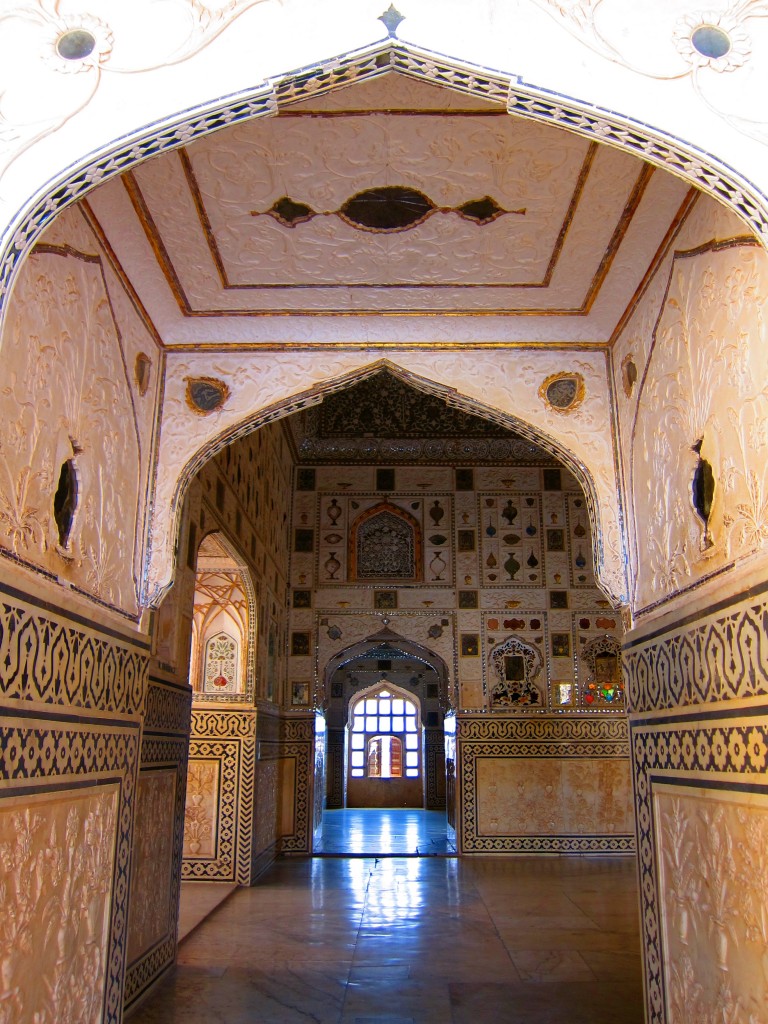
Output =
[
  {"x1": 538, "y1": 372, "x2": 586, "y2": 414},
  {"x1": 674, "y1": 11, "x2": 751, "y2": 72},
  {"x1": 253, "y1": 191, "x2": 523, "y2": 234},
  {"x1": 44, "y1": 16, "x2": 113, "y2": 74},
  {"x1": 185, "y1": 376, "x2": 230, "y2": 415}
]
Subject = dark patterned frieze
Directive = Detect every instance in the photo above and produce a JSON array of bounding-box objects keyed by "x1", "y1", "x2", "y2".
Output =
[
  {"x1": 0, "y1": 588, "x2": 148, "y2": 715},
  {"x1": 625, "y1": 586, "x2": 768, "y2": 712}
]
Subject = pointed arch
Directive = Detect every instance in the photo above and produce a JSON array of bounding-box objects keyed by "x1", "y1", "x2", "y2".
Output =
[
  {"x1": 1, "y1": 35, "x2": 766, "y2": 328},
  {"x1": 149, "y1": 358, "x2": 625, "y2": 610}
]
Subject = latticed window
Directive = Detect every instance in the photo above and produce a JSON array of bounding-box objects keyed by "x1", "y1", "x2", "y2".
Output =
[
  {"x1": 348, "y1": 687, "x2": 420, "y2": 779},
  {"x1": 357, "y1": 511, "x2": 415, "y2": 579}
]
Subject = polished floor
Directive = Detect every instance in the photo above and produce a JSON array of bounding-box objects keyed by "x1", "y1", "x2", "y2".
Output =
[
  {"x1": 129, "y1": 856, "x2": 644, "y2": 1023},
  {"x1": 314, "y1": 808, "x2": 456, "y2": 856}
]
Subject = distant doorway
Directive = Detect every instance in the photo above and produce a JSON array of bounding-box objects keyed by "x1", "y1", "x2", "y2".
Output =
[
  {"x1": 323, "y1": 627, "x2": 450, "y2": 812},
  {"x1": 347, "y1": 682, "x2": 423, "y2": 808}
]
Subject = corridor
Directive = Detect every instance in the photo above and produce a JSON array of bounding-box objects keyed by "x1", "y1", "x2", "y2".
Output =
[{"x1": 128, "y1": 856, "x2": 643, "y2": 1023}]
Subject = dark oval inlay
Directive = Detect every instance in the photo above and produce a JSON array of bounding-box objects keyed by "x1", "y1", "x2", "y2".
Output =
[
  {"x1": 188, "y1": 378, "x2": 228, "y2": 413},
  {"x1": 546, "y1": 377, "x2": 579, "y2": 409},
  {"x1": 457, "y1": 196, "x2": 504, "y2": 224},
  {"x1": 340, "y1": 186, "x2": 434, "y2": 231},
  {"x1": 56, "y1": 29, "x2": 96, "y2": 60},
  {"x1": 691, "y1": 24, "x2": 731, "y2": 59}
]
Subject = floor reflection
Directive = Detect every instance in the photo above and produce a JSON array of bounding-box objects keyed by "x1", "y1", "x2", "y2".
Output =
[
  {"x1": 314, "y1": 807, "x2": 456, "y2": 856},
  {"x1": 134, "y1": 855, "x2": 644, "y2": 1024}
]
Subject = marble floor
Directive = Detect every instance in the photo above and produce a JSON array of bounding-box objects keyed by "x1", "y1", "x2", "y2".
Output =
[
  {"x1": 129, "y1": 855, "x2": 644, "y2": 1023},
  {"x1": 178, "y1": 881, "x2": 238, "y2": 941},
  {"x1": 314, "y1": 808, "x2": 456, "y2": 856}
]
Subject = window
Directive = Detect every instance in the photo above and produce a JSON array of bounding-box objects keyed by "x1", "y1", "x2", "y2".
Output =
[{"x1": 348, "y1": 686, "x2": 420, "y2": 779}]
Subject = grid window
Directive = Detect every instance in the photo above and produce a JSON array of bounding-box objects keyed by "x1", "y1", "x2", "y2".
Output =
[{"x1": 348, "y1": 687, "x2": 421, "y2": 781}]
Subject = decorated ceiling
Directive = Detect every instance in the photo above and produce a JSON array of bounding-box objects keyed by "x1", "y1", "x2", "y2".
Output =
[{"x1": 85, "y1": 71, "x2": 691, "y2": 345}]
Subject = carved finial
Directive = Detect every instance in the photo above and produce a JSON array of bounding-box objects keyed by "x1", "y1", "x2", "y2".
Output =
[{"x1": 379, "y1": 4, "x2": 405, "y2": 37}]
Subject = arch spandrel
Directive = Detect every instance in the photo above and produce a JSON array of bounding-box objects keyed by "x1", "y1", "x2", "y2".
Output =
[{"x1": 147, "y1": 355, "x2": 627, "y2": 609}]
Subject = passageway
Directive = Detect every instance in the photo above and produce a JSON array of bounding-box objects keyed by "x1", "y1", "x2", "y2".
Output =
[{"x1": 129, "y1": 856, "x2": 643, "y2": 1023}]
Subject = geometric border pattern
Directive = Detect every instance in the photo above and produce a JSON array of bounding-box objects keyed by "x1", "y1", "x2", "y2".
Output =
[
  {"x1": 0, "y1": 585, "x2": 148, "y2": 715},
  {"x1": 625, "y1": 585, "x2": 768, "y2": 712},
  {"x1": 457, "y1": 713, "x2": 634, "y2": 854},
  {"x1": 630, "y1": 700, "x2": 768, "y2": 1024},
  {"x1": 258, "y1": 734, "x2": 313, "y2": 855},
  {"x1": 122, "y1": 760, "x2": 184, "y2": 1009},
  {"x1": 182, "y1": 708, "x2": 257, "y2": 884},
  {"x1": 182, "y1": 736, "x2": 244, "y2": 882}
]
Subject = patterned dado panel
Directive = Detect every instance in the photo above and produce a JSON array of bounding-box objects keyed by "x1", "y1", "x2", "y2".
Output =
[
  {"x1": 456, "y1": 714, "x2": 634, "y2": 853},
  {"x1": 631, "y1": 699, "x2": 768, "y2": 1024},
  {"x1": 0, "y1": 583, "x2": 148, "y2": 1023},
  {"x1": 624, "y1": 580, "x2": 768, "y2": 713},
  {"x1": 182, "y1": 709, "x2": 256, "y2": 884},
  {"x1": 0, "y1": 700, "x2": 141, "y2": 1023},
  {"x1": 124, "y1": 677, "x2": 191, "y2": 1011}
]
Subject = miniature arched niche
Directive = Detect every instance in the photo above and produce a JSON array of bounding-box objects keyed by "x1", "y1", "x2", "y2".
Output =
[
  {"x1": 580, "y1": 634, "x2": 623, "y2": 707},
  {"x1": 488, "y1": 635, "x2": 544, "y2": 708},
  {"x1": 348, "y1": 501, "x2": 422, "y2": 582},
  {"x1": 189, "y1": 531, "x2": 257, "y2": 702}
]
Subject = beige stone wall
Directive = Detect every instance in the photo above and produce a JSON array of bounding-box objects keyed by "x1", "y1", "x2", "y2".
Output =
[{"x1": 614, "y1": 192, "x2": 768, "y2": 1024}]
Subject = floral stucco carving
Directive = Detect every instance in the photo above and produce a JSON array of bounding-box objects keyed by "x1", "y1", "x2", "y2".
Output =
[{"x1": 0, "y1": 786, "x2": 118, "y2": 1023}]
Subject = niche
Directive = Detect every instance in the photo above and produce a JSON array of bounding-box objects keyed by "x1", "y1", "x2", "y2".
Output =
[{"x1": 53, "y1": 458, "x2": 78, "y2": 549}]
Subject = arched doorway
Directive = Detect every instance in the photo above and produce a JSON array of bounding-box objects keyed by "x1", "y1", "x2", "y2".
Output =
[{"x1": 0, "y1": 14, "x2": 767, "y2": 1024}]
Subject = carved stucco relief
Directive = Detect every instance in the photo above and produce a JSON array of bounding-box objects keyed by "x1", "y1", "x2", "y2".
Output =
[
  {"x1": 628, "y1": 215, "x2": 768, "y2": 610},
  {"x1": 0, "y1": 208, "x2": 155, "y2": 617},
  {"x1": 613, "y1": 196, "x2": 749, "y2": 599},
  {"x1": 126, "y1": 770, "x2": 176, "y2": 966},
  {"x1": 0, "y1": 0, "x2": 270, "y2": 185},
  {"x1": 150, "y1": 352, "x2": 625, "y2": 607},
  {"x1": 133, "y1": 106, "x2": 645, "y2": 312},
  {"x1": 477, "y1": 755, "x2": 633, "y2": 837},
  {"x1": 183, "y1": 759, "x2": 219, "y2": 859},
  {"x1": 531, "y1": 0, "x2": 768, "y2": 146},
  {"x1": 656, "y1": 786, "x2": 768, "y2": 1024},
  {"x1": 0, "y1": 785, "x2": 118, "y2": 1024}
]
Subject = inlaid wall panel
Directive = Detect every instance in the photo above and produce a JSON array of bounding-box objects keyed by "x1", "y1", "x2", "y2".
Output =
[
  {"x1": 123, "y1": 677, "x2": 190, "y2": 1011},
  {"x1": 456, "y1": 714, "x2": 634, "y2": 853}
]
